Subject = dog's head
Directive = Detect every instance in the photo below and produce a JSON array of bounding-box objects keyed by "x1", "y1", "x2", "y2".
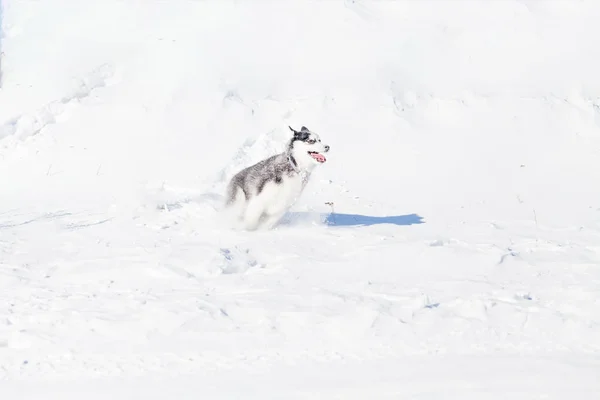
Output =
[{"x1": 288, "y1": 126, "x2": 330, "y2": 168}]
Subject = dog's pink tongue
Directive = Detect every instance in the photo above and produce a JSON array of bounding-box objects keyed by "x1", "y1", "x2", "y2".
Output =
[{"x1": 311, "y1": 153, "x2": 326, "y2": 163}]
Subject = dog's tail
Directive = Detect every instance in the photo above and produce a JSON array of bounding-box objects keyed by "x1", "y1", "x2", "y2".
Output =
[
  {"x1": 224, "y1": 181, "x2": 242, "y2": 207},
  {"x1": 221, "y1": 182, "x2": 247, "y2": 229}
]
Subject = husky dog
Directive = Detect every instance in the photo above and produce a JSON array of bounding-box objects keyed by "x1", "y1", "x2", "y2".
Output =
[{"x1": 224, "y1": 126, "x2": 330, "y2": 231}]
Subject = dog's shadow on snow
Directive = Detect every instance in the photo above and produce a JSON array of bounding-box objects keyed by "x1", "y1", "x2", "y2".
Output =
[
  {"x1": 325, "y1": 212, "x2": 424, "y2": 227},
  {"x1": 283, "y1": 212, "x2": 425, "y2": 227}
]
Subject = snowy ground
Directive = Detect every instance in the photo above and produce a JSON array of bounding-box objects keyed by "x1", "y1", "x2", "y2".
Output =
[{"x1": 1, "y1": 0, "x2": 600, "y2": 398}]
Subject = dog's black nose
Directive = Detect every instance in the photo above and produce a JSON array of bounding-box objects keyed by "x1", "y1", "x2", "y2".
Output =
[{"x1": 324, "y1": 145, "x2": 330, "y2": 152}]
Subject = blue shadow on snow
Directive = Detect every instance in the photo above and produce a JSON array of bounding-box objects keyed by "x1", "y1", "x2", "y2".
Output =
[{"x1": 324, "y1": 213, "x2": 424, "y2": 227}]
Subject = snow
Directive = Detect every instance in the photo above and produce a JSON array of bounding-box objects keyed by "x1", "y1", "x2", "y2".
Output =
[{"x1": 1, "y1": 0, "x2": 600, "y2": 397}]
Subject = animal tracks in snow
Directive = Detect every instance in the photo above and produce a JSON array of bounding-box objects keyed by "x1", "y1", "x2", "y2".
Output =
[
  {"x1": 216, "y1": 247, "x2": 261, "y2": 275},
  {"x1": 0, "y1": 209, "x2": 113, "y2": 231},
  {"x1": 0, "y1": 64, "x2": 115, "y2": 143}
]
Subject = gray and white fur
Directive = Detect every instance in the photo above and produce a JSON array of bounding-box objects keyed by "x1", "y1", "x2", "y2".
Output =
[{"x1": 224, "y1": 126, "x2": 330, "y2": 231}]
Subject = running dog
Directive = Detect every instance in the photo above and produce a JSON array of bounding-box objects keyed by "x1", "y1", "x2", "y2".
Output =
[{"x1": 224, "y1": 126, "x2": 330, "y2": 230}]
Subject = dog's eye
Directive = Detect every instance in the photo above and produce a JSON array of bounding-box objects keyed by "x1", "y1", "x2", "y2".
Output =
[{"x1": 307, "y1": 139, "x2": 316, "y2": 144}]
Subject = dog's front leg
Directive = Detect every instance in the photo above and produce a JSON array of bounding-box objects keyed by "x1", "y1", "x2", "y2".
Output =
[{"x1": 257, "y1": 212, "x2": 285, "y2": 231}]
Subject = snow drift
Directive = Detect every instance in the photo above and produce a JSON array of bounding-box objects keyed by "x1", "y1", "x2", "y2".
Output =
[{"x1": 1, "y1": 0, "x2": 600, "y2": 398}]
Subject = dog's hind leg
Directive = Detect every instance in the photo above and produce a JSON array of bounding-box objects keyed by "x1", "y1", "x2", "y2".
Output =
[{"x1": 242, "y1": 198, "x2": 266, "y2": 231}]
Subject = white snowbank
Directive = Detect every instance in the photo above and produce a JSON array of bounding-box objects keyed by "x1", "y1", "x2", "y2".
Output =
[{"x1": 1, "y1": 0, "x2": 599, "y2": 398}]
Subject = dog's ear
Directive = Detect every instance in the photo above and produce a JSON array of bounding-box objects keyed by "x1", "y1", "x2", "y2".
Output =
[{"x1": 289, "y1": 125, "x2": 310, "y2": 141}]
